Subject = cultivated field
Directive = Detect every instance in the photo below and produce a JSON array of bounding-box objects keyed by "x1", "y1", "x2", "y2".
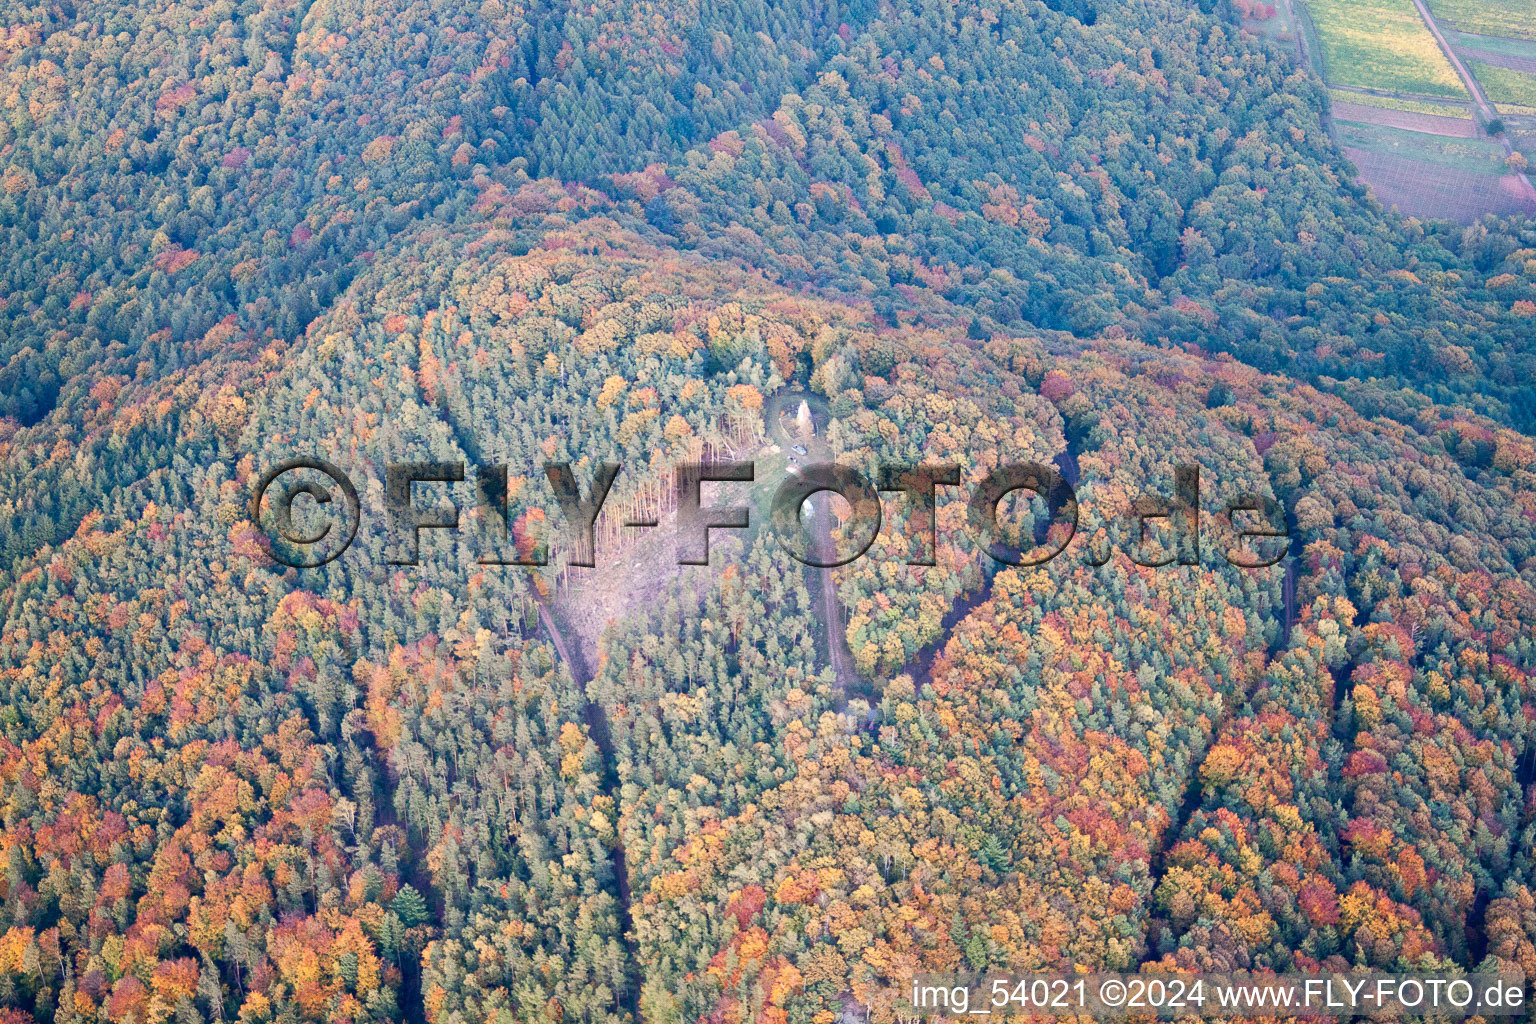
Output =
[
  {"x1": 1336, "y1": 119, "x2": 1511, "y2": 168},
  {"x1": 1426, "y1": 0, "x2": 1535, "y2": 42},
  {"x1": 1332, "y1": 99, "x2": 1481, "y2": 135},
  {"x1": 1446, "y1": 31, "x2": 1536, "y2": 62},
  {"x1": 1468, "y1": 61, "x2": 1536, "y2": 113},
  {"x1": 1458, "y1": 47, "x2": 1536, "y2": 75},
  {"x1": 1344, "y1": 147, "x2": 1536, "y2": 220},
  {"x1": 1306, "y1": 0, "x2": 1470, "y2": 97},
  {"x1": 1301, "y1": 0, "x2": 1536, "y2": 221},
  {"x1": 1328, "y1": 87, "x2": 1474, "y2": 116}
]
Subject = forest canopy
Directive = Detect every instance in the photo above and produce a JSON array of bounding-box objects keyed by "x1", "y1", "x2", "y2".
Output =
[{"x1": 0, "y1": 0, "x2": 1535, "y2": 1022}]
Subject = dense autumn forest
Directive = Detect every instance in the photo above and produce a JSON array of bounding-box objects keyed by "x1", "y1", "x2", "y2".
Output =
[{"x1": 2, "y1": 0, "x2": 1536, "y2": 1021}]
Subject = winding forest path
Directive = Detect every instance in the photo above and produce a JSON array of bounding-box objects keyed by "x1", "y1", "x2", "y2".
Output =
[{"x1": 535, "y1": 595, "x2": 643, "y2": 1020}]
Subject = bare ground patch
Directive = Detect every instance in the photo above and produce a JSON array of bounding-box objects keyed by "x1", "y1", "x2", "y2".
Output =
[
  {"x1": 554, "y1": 503, "x2": 741, "y2": 654},
  {"x1": 552, "y1": 444, "x2": 783, "y2": 653}
]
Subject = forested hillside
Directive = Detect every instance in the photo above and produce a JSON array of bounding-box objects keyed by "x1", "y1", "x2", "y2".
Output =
[{"x1": 1, "y1": 0, "x2": 1535, "y2": 1022}]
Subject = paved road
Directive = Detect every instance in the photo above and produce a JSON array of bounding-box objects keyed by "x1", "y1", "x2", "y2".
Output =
[
  {"x1": 1407, "y1": 0, "x2": 1536, "y2": 205},
  {"x1": 773, "y1": 389, "x2": 858, "y2": 705},
  {"x1": 812, "y1": 492, "x2": 857, "y2": 703}
]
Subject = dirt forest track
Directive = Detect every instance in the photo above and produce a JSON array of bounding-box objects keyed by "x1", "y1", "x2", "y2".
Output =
[
  {"x1": 533, "y1": 387, "x2": 861, "y2": 1009},
  {"x1": 534, "y1": 596, "x2": 642, "y2": 1020}
]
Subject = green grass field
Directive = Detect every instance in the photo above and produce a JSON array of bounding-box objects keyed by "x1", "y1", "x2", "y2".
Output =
[
  {"x1": 1427, "y1": 0, "x2": 1536, "y2": 41},
  {"x1": 1469, "y1": 61, "x2": 1536, "y2": 111},
  {"x1": 1328, "y1": 87, "x2": 1474, "y2": 117},
  {"x1": 1305, "y1": 0, "x2": 1469, "y2": 98}
]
